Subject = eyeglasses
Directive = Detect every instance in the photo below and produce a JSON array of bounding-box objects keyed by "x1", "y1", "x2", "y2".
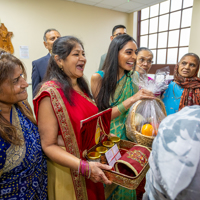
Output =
[
  {"x1": 113, "y1": 33, "x2": 127, "y2": 37},
  {"x1": 138, "y1": 58, "x2": 153, "y2": 65}
]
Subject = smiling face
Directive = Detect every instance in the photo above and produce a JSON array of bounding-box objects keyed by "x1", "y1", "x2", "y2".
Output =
[
  {"x1": 178, "y1": 55, "x2": 199, "y2": 78},
  {"x1": 135, "y1": 50, "x2": 153, "y2": 74},
  {"x1": 60, "y1": 43, "x2": 86, "y2": 79},
  {"x1": 0, "y1": 65, "x2": 28, "y2": 105},
  {"x1": 118, "y1": 41, "x2": 137, "y2": 72}
]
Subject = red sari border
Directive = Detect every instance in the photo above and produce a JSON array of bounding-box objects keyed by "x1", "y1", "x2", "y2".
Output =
[{"x1": 34, "y1": 82, "x2": 88, "y2": 200}]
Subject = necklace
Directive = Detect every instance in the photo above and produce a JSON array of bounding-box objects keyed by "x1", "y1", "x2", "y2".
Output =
[
  {"x1": 173, "y1": 83, "x2": 182, "y2": 100},
  {"x1": 72, "y1": 83, "x2": 78, "y2": 87}
]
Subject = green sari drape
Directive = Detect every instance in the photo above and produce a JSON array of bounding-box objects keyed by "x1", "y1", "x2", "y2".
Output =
[
  {"x1": 109, "y1": 71, "x2": 138, "y2": 140},
  {"x1": 106, "y1": 71, "x2": 138, "y2": 200}
]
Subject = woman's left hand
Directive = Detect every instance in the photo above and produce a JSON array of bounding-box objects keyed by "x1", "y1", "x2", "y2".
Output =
[{"x1": 89, "y1": 162, "x2": 112, "y2": 185}]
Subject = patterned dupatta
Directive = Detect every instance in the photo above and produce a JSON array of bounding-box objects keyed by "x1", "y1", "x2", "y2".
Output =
[
  {"x1": 174, "y1": 64, "x2": 200, "y2": 110},
  {"x1": 109, "y1": 72, "x2": 138, "y2": 139},
  {"x1": 33, "y1": 81, "x2": 104, "y2": 200},
  {"x1": 0, "y1": 104, "x2": 47, "y2": 199}
]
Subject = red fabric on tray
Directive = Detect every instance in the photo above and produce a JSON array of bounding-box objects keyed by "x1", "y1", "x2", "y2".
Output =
[
  {"x1": 80, "y1": 108, "x2": 112, "y2": 151},
  {"x1": 114, "y1": 145, "x2": 150, "y2": 177},
  {"x1": 119, "y1": 148, "x2": 128, "y2": 156}
]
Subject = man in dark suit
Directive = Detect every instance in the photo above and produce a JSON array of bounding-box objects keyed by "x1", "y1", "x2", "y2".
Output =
[
  {"x1": 32, "y1": 29, "x2": 61, "y2": 97},
  {"x1": 98, "y1": 25, "x2": 127, "y2": 70}
]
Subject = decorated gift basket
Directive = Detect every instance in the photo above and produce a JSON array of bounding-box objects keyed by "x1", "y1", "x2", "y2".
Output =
[
  {"x1": 80, "y1": 109, "x2": 151, "y2": 189},
  {"x1": 126, "y1": 67, "x2": 170, "y2": 147}
]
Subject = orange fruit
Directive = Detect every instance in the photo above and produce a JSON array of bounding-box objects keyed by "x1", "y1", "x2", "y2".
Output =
[{"x1": 141, "y1": 124, "x2": 154, "y2": 136}]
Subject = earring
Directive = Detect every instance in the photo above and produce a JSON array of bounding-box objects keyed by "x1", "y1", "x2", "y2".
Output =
[{"x1": 58, "y1": 64, "x2": 63, "y2": 71}]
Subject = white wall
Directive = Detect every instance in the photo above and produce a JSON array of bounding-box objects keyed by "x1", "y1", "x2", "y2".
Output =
[
  {"x1": 2, "y1": 0, "x2": 198, "y2": 82},
  {"x1": 189, "y1": 0, "x2": 200, "y2": 56},
  {"x1": 0, "y1": 0, "x2": 130, "y2": 83},
  {"x1": 188, "y1": 0, "x2": 200, "y2": 76}
]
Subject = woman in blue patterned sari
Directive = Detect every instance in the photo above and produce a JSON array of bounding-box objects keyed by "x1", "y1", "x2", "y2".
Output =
[{"x1": 0, "y1": 50, "x2": 47, "y2": 199}]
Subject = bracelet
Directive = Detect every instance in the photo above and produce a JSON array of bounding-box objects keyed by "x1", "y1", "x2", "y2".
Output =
[
  {"x1": 78, "y1": 159, "x2": 81, "y2": 175},
  {"x1": 81, "y1": 160, "x2": 86, "y2": 176},
  {"x1": 117, "y1": 102, "x2": 127, "y2": 114},
  {"x1": 79, "y1": 160, "x2": 91, "y2": 179}
]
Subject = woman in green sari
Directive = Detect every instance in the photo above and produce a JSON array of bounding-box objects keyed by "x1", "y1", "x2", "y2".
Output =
[{"x1": 91, "y1": 34, "x2": 154, "y2": 200}]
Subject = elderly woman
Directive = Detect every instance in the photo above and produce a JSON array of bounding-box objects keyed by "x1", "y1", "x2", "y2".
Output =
[
  {"x1": 162, "y1": 53, "x2": 200, "y2": 115},
  {"x1": 33, "y1": 36, "x2": 112, "y2": 200},
  {"x1": 143, "y1": 105, "x2": 200, "y2": 200},
  {"x1": 0, "y1": 50, "x2": 47, "y2": 199},
  {"x1": 135, "y1": 47, "x2": 154, "y2": 78}
]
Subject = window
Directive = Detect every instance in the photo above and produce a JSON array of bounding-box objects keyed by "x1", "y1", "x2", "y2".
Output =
[{"x1": 137, "y1": 0, "x2": 193, "y2": 74}]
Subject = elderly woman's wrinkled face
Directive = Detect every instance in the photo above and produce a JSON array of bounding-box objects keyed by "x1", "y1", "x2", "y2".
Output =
[
  {"x1": 135, "y1": 50, "x2": 153, "y2": 74},
  {"x1": 0, "y1": 65, "x2": 28, "y2": 104},
  {"x1": 178, "y1": 56, "x2": 199, "y2": 78}
]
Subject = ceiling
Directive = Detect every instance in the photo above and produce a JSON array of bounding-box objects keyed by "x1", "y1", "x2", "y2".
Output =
[{"x1": 65, "y1": 0, "x2": 166, "y2": 13}]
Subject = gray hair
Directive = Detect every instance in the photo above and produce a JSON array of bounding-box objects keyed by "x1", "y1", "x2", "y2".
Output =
[
  {"x1": 136, "y1": 47, "x2": 153, "y2": 58},
  {"x1": 43, "y1": 29, "x2": 60, "y2": 42},
  {"x1": 180, "y1": 53, "x2": 200, "y2": 64}
]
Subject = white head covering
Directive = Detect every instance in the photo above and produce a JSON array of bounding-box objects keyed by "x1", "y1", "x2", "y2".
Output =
[{"x1": 144, "y1": 105, "x2": 200, "y2": 200}]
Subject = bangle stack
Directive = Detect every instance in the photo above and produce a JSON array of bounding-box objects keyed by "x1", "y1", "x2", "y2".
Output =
[{"x1": 78, "y1": 160, "x2": 91, "y2": 179}]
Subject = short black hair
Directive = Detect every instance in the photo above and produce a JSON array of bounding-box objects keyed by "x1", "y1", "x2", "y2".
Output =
[
  {"x1": 43, "y1": 29, "x2": 60, "y2": 42},
  {"x1": 112, "y1": 25, "x2": 126, "y2": 36}
]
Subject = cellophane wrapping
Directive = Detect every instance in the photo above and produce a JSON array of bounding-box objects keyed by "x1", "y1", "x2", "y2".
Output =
[{"x1": 126, "y1": 67, "x2": 169, "y2": 141}]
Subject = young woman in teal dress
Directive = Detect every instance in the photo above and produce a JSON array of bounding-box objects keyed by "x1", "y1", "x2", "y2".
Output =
[
  {"x1": 162, "y1": 53, "x2": 200, "y2": 115},
  {"x1": 91, "y1": 34, "x2": 154, "y2": 200},
  {"x1": 0, "y1": 50, "x2": 47, "y2": 199}
]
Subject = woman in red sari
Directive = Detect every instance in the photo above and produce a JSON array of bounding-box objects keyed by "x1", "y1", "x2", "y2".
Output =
[{"x1": 33, "y1": 36, "x2": 112, "y2": 200}]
